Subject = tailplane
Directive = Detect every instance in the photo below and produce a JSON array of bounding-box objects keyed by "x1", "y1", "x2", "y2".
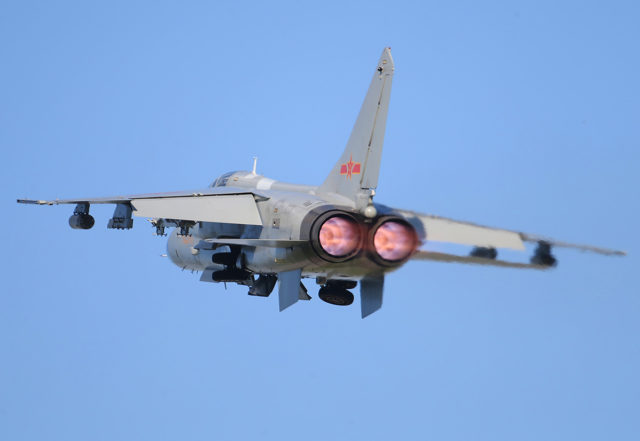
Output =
[{"x1": 318, "y1": 47, "x2": 394, "y2": 206}]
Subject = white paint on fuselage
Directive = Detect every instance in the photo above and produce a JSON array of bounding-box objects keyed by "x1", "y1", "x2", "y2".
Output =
[{"x1": 256, "y1": 177, "x2": 275, "y2": 190}]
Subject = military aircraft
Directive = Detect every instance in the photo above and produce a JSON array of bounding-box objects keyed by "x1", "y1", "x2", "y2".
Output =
[{"x1": 17, "y1": 48, "x2": 625, "y2": 317}]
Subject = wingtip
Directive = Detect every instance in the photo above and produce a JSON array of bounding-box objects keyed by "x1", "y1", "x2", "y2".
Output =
[{"x1": 17, "y1": 198, "x2": 50, "y2": 205}]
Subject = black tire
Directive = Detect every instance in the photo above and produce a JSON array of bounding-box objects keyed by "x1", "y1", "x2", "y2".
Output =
[{"x1": 318, "y1": 287, "x2": 354, "y2": 306}]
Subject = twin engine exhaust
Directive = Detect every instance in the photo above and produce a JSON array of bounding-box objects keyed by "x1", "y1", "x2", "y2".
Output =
[{"x1": 307, "y1": 210, "x2": 419, "y2": 266}]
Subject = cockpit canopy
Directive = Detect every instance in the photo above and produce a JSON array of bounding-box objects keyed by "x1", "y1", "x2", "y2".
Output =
[{"x1": 210, "y1": 171, "x2": 241, "y2": 188}]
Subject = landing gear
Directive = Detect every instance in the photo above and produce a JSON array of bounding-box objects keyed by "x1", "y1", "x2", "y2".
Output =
[
  {"x1": 319, "y1": 287, "x2": 354, "y2": 306},
  {"x1": 318, "y1": 280, "x2": 356, "y2": 306}
]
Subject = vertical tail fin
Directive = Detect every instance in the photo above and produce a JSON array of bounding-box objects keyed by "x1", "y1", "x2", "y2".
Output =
[{"x1": 319, "y1": 48, "x2": 394, "y2": 204}]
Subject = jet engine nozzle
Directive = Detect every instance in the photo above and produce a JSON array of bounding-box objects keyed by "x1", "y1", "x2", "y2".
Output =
[
  {"x1": 371, "y1": 219, "x2": 418, "y2": 263},
  {"x1": 307, "y1": 211, "x2": 365, "y2": 263},
  {"x1": 319, "y1": 216, "x2": 361, "y2": 258},
  {"x1": 68, "y1": 213, "x2": 95, "y2": 230}
]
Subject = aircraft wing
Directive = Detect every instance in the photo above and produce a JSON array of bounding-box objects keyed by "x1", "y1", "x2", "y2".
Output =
[
  {"x1": 398, "y1": 209, "x2": 625, "y2": 256},
  {"x1": 17, "y1": 187, "x2": 265, "y2": 226},
  {"x1": 412, "y1": 250, "x2": 549, "y2": 270}
]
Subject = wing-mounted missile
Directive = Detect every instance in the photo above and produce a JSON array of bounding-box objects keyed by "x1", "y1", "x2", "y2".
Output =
[{"x1": 68, "y1": 203, "x2": 94, "y2": 230}]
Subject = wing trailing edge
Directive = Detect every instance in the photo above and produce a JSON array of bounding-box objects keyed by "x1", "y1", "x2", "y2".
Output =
[{"x1": 412, "y1": 250, "x2": 550, "y2": 270}]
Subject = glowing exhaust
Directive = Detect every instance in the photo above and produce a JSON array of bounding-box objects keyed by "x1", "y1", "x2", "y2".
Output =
[
  {"x1": 373, "y1": 220, "x2": 417, "y2": 261},
  {"x1": 318, "y1": 216, "x2": 361, "y2": 257}
]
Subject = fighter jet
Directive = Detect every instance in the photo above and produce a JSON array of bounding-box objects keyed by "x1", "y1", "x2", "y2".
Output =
[{"x1": 17, "y1": 48, "x2": 624, "y2": 317}]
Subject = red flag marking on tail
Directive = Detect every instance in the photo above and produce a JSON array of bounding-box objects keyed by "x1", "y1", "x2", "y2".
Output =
[{"x1": 339, "y1": 155, "x2": 361, "y2": 180}]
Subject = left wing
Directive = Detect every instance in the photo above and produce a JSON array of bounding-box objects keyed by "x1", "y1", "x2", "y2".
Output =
[
  {"x1": 17, "y1": 187, "x2": 266, "y2": 227},
  {"x1": 131, "y1": 194, "x2": 261, "y2": 225}
]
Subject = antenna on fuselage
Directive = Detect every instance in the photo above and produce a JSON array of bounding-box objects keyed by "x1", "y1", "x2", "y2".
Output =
[{"x1": 252, "y1": 156, "x2": 258, "y2": 175}]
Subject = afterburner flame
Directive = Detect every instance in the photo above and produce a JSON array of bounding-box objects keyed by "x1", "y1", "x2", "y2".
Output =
[
  {"x1": 319, "y1": 216, "x2": 361, "y2": 257},
  {"x1": 374, "y1": 221, "x2": 416, "y2": 261}
]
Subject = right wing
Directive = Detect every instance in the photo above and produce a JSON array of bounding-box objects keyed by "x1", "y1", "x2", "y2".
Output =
[
  {"x1": 412, "y1": 250, "x2": 549, "y2": 270},
  {"x1": 399, "y1": 209, "x2": 625, "y2": 257}
]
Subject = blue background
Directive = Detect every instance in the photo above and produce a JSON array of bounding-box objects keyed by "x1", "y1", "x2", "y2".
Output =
[{"x1": 1, "y1": 1, "x2": 638, "y2": 440}]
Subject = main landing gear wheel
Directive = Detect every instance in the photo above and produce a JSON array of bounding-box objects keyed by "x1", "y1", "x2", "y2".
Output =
[{"x1": 318, "y1": 287, "x2": 354, "y2": 306}]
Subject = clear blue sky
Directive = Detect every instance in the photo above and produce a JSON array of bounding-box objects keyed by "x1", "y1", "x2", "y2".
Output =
[{"x1": 1, "y1": 1, "x2": 639, "y2": 440}]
